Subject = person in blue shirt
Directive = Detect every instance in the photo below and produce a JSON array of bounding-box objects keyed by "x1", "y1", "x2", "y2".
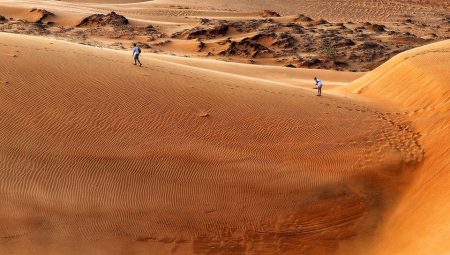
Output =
[
  {"x1": 132, "y1": 43, "x2": 142, "y2": 66},
  {"x1": 314, "y1": 77, "x2": 323, "y2": 96}
]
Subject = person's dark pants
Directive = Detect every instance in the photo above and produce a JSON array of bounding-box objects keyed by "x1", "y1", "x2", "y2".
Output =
[
  {"x1": 318, "y1": 86, "x2": 322, "y2": 96},
  {"x1": 134, "y1": 54, "x2": 142, "y2": 66}
]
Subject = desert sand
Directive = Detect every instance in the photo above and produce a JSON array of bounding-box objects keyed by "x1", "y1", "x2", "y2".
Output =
[
  {"x1": 0, "y1": 1, "x2": 449, "y2": 255},
  {"x1": 343, "y1": 40, "x2": 450, "y2": 255}
]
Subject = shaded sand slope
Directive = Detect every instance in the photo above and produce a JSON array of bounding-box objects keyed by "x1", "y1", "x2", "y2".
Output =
[
  {"x1": 344, "y1": 40, "x2": 450, "y2": 255},
  {"x1": 0, "y1": 33, "x2": 423, "y2": 254}
]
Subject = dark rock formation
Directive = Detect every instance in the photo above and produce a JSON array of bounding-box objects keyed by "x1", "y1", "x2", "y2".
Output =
[
  {"x1": 77, "y1": 11, "x2": 128, "y2": 27},
  {"x1": 296, "y1": 14, "x2": 313, "y2": 22},
  {"x1": 261, "y1": 10, "x2": 281, "y2": 17},
  {"x1": 30, "y1": 8, "x2": 55, "y2": 23}
]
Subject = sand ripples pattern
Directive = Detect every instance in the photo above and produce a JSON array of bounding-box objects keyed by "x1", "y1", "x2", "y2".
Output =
[{"x1": 0, "y1": 33, "x2": 424, "y2": 254}]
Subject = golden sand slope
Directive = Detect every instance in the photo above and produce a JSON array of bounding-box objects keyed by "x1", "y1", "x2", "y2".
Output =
[
  {"x1": 0, "y1": 32, "x2": 425, "y2": 254},
  {"x1": 148, "y1": 54, "x2": 363, "y2": 88},
  {"x1": 344, "y1": 40, "x2": 450, "y2": 255}
]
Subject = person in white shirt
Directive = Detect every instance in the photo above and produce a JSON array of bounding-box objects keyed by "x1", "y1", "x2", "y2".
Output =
[
  {"x1": 314, "y1": 77, "x2": 323, "y2": 96},
  {"x1": 132, "y1": 43, "x2": 142, "y2": 66}
]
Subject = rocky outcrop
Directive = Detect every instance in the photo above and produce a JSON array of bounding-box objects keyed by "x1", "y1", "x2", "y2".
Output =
[
  {"x1": 77, "y1": 12, "x2": 128, "y2": 27},
  {"x1": 261, "y1": 10, "x2": 281, "y2": 17},
  {"x1": 29, "y1": 8, "x2": 55, "y2": 23}
]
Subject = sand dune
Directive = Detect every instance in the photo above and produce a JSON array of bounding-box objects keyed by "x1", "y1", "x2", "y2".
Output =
[
  {"x1": 0, "y1": 32, "x2": 428, "y2": 254},
  {"x1": 0, "y1": 0, "x2": 449, "y2": 254},
  {"x1": 149, "y1": 54, "x2": 364, "y2": 87},
  {"x1": 344, "y1": 40, "x2": 450, "y2": 255},
  {"x1": 155, "y1": 0, "x2": 449, "y2": 22}
]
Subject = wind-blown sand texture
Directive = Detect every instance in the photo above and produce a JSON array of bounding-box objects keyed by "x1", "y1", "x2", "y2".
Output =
[{"x1": 0, "y1": 1, "x2": 449, "y2": 255}]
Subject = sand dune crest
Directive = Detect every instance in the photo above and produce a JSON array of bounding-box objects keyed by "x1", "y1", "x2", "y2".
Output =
[{"x1": 345, "y1": 40, "x2": 450, "y2": 255}]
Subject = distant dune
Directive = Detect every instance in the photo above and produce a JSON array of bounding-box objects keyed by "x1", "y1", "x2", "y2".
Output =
[{"x1": 156, "y1": 0, "x2": 449, "y2": 21}]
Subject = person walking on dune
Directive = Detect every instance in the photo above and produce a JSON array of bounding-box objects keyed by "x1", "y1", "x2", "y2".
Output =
[
  {"x1": 314, "y1": 77, "x2": 323, "y2": 96},
  {"x1": 133, "y1": 43, "x2": 142, "y2": 66}
]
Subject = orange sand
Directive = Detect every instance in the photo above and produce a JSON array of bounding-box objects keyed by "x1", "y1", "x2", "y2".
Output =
[
  {"x1": 0, "y1": 32, "x2": 426, "y2": 254},
  {"x1": 344, "y1": 40, "x2": 450, "y2": 255},
  {"x1": 0, "y1": 1, "x2": 449, "y2": 254}
]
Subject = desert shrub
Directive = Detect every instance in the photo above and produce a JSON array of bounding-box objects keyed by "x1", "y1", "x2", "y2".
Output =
[{"x1": 322, "y1": 44, "x2": 338, "y2": 60}]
